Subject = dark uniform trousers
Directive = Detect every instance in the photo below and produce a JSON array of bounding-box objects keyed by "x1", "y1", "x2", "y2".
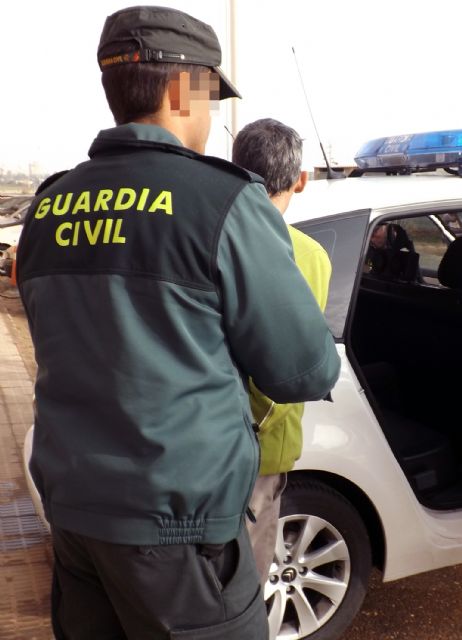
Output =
[{"x1": 51, "y1": 525, "x2": 269, "y2": 640}]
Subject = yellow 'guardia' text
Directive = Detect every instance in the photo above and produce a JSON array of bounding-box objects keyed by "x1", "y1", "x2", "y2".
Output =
[{"x1": 34, "y1": 187, "x2": 173, "y2": 218}]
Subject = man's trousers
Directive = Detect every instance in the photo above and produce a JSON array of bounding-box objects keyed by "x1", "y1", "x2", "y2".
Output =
[{"x1": 51, "y1": 524, "x2": 268, "y2": 639}]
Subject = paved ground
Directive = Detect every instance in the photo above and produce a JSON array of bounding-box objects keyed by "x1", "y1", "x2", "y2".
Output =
[
  {"x1": 0, "y1": 277, "x2": 53, "y2": 640},
  {"x1": 1, "y1": 274, "x2": 462, "y2": 640}
]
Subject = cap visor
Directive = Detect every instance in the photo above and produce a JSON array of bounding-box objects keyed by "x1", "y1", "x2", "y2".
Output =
[{"x1": 215, "y1": 66, "x2": 241, "y2": 99}]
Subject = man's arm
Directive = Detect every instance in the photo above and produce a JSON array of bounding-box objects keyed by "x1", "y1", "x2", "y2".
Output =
[{"x1": 216, "y1": 183, "x2": 340, "y2": 404}]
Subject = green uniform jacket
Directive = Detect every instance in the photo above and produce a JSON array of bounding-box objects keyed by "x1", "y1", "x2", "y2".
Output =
[
  {"x1": 250, "y1": 226, "x2": 332, "y2": 475},
  {"x1": 17, "y1": 124, "x2": 340, "y2": 545}
]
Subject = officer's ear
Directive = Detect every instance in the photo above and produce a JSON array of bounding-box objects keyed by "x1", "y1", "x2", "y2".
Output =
[
  {"x1": 293, "y1": 171, "x2": 308, "y2": 194},
  {"x1": 168, "y1": 71, "x2": 192, "y2": 116}
]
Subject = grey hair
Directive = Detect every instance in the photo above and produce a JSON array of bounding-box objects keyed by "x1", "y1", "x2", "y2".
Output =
[{"x1": 232, "y1": 118, "x2": 303, "y2": 196}]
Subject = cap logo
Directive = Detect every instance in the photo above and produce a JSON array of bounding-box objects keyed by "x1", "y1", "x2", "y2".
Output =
[{"x1": 100, "y1": 51, "x2": 141, "y2": 68}]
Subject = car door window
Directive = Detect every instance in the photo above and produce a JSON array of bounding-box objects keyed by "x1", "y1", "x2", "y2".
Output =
[
  {"x1": 438, "y1": 212, "x2": 462, "y2": 237},
  {"x1": 389, "y1": 215, "x2": 450, "y2": 284},
  {"x1": 293, "y1": 210, "x2": 370, "y2": 339}
]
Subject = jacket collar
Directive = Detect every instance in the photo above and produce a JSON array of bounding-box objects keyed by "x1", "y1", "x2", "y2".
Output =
[{"x1": 88, "y1": 123, "x2": 189, "y2": 158}]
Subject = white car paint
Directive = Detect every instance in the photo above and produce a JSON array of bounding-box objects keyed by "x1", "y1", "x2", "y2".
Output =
[
  {"x1": 0, "y1": 224, "x2": 23, "y2": 248},
  {"x1": 286, "y1": 174, "x2": 462, "y2": 224}
]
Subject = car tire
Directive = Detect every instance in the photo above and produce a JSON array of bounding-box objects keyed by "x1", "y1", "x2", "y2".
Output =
[{"x1": 265, "y1": 478, "x2": 372, "y2": 640}]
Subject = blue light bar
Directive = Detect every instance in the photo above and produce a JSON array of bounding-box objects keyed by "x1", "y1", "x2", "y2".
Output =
[{"x1": 355, "y1": 129, "x2": 462, "y2": 169}]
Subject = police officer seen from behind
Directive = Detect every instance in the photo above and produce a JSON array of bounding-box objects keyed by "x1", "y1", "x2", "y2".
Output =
[{"x1": 17, "y1": 7, "x2": 340, "y2": 640}]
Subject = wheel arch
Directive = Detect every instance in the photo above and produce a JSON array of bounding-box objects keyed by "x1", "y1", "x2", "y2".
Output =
[{"x1": 287, "y1": 469, "x2": 386, "y2": 571}]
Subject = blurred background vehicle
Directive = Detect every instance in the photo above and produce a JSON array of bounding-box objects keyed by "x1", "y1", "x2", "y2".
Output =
[{"x1": 0, "y1": 194, "x2": 32, "y2": 278}]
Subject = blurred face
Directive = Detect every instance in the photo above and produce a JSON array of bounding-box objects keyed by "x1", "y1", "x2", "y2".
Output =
[
  {"x1": 370, "y1": 224, "x2": 388, "y2": 249},
  {"x1": 168, "y1": 70, "x2": 220, "y2": 153}
]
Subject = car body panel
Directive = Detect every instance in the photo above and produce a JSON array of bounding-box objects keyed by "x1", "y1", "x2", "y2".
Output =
[
  {"x1": 285, "y1": 175, "x2": 462, "y2": 224},
  {"x1": 0, "y1": 195, "x2": 32, "y2": 247},
  {"x1": 0, "y1": 224, "x2": 23, "y2": 248},
  {"x1": 23, "y1": 425, "x2": 48, "y2": 529}
]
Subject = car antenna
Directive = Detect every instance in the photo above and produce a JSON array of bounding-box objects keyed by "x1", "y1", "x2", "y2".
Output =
[
  {"x1": 224, "y1": 125, "x2": 235, "y2": 140},
  {"x1": 292, "y1": 46, "x2": 345, "y2": 180}
]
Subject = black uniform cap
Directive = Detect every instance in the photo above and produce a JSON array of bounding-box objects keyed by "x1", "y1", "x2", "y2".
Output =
[{"x1": 97, "y1": 5, "x2": 241, "y2": 100}]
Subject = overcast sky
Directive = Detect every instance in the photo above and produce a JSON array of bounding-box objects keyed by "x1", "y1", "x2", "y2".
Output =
[{"x1": 2, "y1": 0, "x2": 461, "y2": 173}]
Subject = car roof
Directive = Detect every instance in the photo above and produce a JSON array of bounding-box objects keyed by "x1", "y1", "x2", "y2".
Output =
[{"x1": 285, "y1": 174, "x2": 462, "y2": 225}]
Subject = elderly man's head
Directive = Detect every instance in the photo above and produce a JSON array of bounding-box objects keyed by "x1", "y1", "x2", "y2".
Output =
[{"x1": 232, "y1": 118, "x2": 307, "y2": 214}]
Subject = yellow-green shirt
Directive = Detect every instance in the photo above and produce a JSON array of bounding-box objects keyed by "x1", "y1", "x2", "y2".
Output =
[{"x1": 250, "y1": 225, "x2": 332, "y2": 475}]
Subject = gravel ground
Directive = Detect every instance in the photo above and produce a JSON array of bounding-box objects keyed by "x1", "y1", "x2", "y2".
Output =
[
  {"x1": 341, "y1": 567, "x2": 462, "y2": 639},
  {"x1": 2, "y1": 275, "x2": 462, "y2": 640}
]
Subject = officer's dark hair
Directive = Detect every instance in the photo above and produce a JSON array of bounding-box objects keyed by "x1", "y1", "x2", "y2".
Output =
[
  {"x1": 232, "y1": 118, "x2": 303, "y2": 197},
  {"x1": 101, "y1": 44, "x2": 210, "y2": 125}
]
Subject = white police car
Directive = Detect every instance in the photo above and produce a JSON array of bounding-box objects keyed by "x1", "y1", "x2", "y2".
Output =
[
  {"x1": 265, "y1": 130, "x2": 462, "y2": 640},
  {"x1": 22, "y1": 130, "x2": 462, "y2": 640}
]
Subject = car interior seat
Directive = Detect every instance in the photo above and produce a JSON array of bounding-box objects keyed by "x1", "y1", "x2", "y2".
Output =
[
  {"x1": 438, "y1": 236, "x2": 462, "y2": 289},
  {"x1": 361, "y1": 361, "x2": 458, "y2": 498}
]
